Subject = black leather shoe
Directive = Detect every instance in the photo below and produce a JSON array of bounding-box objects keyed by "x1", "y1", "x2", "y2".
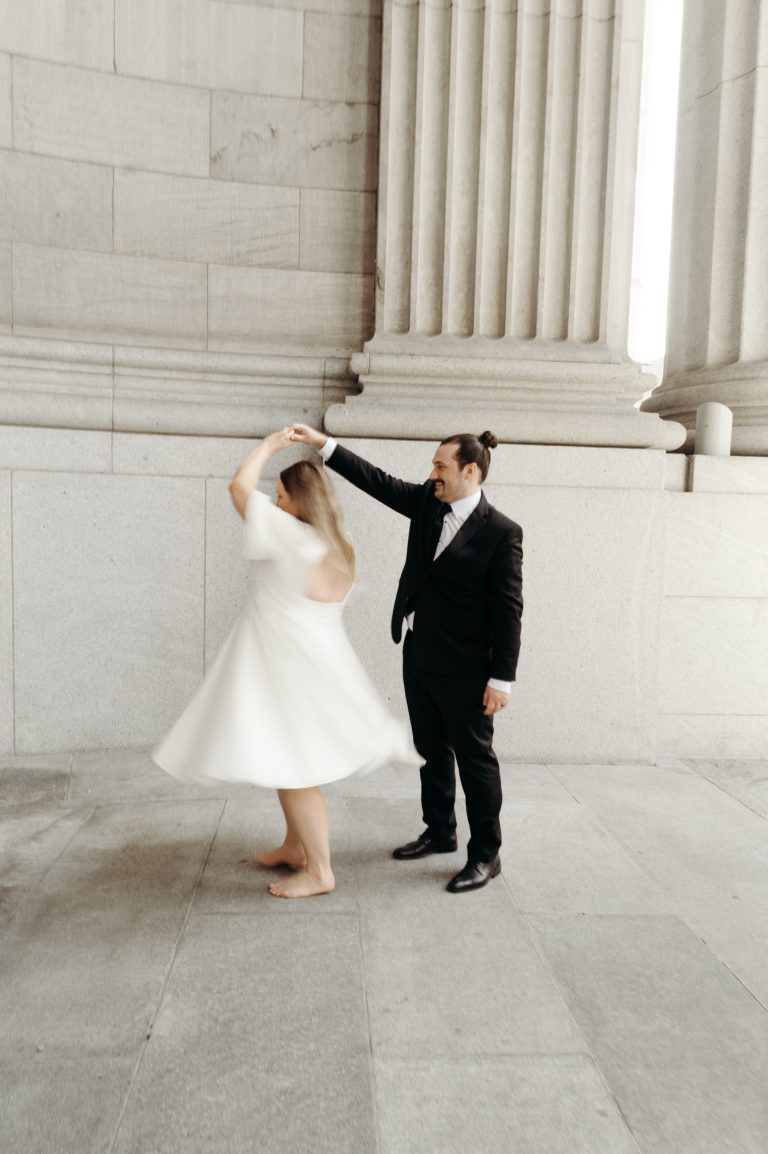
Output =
[
  {"x1": 392, "y1": 831, "x2": 459, "y2": 860},
  {"x1": 446, "y1": 856, "x2": 501, "y2": 893}
]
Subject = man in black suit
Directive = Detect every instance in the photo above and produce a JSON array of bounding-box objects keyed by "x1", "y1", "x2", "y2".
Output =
[{"x1": 289, "y1": 424, "x2": 523, "y2": 893}]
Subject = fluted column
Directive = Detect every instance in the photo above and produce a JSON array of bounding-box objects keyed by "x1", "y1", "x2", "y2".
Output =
[
  {"x1": 642, "y1": 0, "x2": 768, "y2": 454},
  {"x1": 327, "y1": 0, "x2": 683, "y2": 450}
]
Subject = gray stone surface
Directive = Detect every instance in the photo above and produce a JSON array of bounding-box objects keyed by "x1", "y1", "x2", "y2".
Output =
[
  {"x1": 110, "y1": 912, "x2": 377, "y2": 1154},
  {"x1": 0, "y1": 240, "x2": 9, "y2": 331},
  {"x1": 0, "y1": 799, "x2": 223, "y2": 1056},
  {"x1": 13, "y1": 245, "x2": 208, "y2": 349},
  {"x1": 0, "y1": 336, "x2": 114, "y2": 432},
  {"x1": 664, "y1": 493, "x2": 768, "y2": 597},
  {"x1": 303, "y1": 12, "x2": 381, "y2": 104},
  {"x1": 0, "y1": 425, "x2": 112, "y2": 473},
  {"x1": 115, "y1": 0, "x2": 303, "y2": 95},
  {"x1": 3, "y1": 756, "x2": 768, "y2": 1153},
  {"x1": 499, "y1": 765, "x2": 672, "y2": 916},
  {"x1": 208, "y1": 265, "x2": 374, "y2": 353},
  {"x1": 211, "y1": 91, "x2": 378, "y2": 191},
  {"x1": 0, "y1": 151, "x2": 113, "y2": 251},
  {"x1": 203, "y1": 477, "x2": 247, "y2": 670},
  {"x1": 551, "y1": 763, "x2": 768, "y2": 1008},
  {"x1": 0, "y1": 0, "x2": 114, "y2": 70},
  {"x1": 0, "y1": 471, "x2": 11, "y2": 751},
  {"x1": 300, "y1": 188, "x2": 376, "y2": 273},
  {"x1": 13, "y1": 472, "x2": 206, "y2": 751},
  {"x1": 114, "y1": 170, "x2": 300, "y2": 267},
  {"x1": 0, "y1": 1057, "x2": 134, "y2": 1154},
  {"x1": 685, "y1": 757, "x2": 768, "y2": 820},
  {"x1": 0, "y1": 53, "x2": 11, "y2": 148},
  {"x1": 527, "y1": 914, "x2": 768, "y2": 1154},
  {"x1": 376, "y1": 1054, "x2": 640, "y2": 1154},
  {"x1": 14, "y1": 59, "x2": 210, "y2": 176}
]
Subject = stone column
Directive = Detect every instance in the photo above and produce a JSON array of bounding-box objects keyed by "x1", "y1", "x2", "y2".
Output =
[
  {"x1": 326, "y1": 0, "x2": 683, "y2": 450},
  {"x1": 642, "y1": 0, "x2": 768, "y2": 454}
]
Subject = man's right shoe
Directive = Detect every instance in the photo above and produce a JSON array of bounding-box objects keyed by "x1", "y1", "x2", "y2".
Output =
[{"x1": 392, "y1": 831, "x2": 458, "y2": 860}]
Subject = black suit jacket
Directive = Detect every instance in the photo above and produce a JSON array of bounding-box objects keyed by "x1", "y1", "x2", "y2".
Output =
[{"x1": 326, "y1": 444, "x2": 523, "y2": 682}]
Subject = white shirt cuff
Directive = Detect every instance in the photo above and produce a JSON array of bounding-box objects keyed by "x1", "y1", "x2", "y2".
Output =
[
  {"x1": 487, "y1": 677, "x2": 512, "y2": 694},
  {"x1": 319, "y1": 436, "x2": 338, "y2": 461}
]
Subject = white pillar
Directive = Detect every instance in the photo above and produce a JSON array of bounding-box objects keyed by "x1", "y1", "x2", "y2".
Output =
[
  {"x1": 328, "y1": 0, "x2": 683, "y2": 450},
  {"x1": 642, "y1": 0, "x2": 768, "y2": 455}
]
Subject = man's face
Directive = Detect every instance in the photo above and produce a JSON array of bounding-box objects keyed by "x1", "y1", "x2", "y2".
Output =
[{"x1": 429, "y1": 444, "x2": 478, "y2": 504}]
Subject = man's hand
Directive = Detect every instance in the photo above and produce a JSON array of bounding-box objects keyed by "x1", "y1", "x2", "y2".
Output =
[
  {"x1": 483, "y1": 686, "x2": 509, "y2": 716},
  {"x1": 289, "y1": 423, "x2": 327, "y2": 450}
]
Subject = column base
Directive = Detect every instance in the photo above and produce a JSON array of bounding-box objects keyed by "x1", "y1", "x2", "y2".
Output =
[
  {"x1": 641, "y1": 363, "x2": 768, "y2": 455},
  {"x1": 324, "y1": 350, "x2": 686, "y2": 450}
]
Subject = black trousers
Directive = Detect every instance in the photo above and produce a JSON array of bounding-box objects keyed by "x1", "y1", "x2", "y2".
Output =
[{"x1": 402, "y1": 632, "x2": 502, "y2": 862}]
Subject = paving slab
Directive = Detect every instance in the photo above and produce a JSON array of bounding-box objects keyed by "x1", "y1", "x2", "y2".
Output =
[
  {"x1": 68, "y1": 747, "x2": 253, "y2": 805},
  {"x1": 0, "y1": 800, "x2": 223, "y2": 1057},
  {"x1": 376, "y1": 1053, "x2": 640, "y2": 1154},
  {"x1": 111, "y1": 912, "x2": 377, "y2": 1154},
  {"x1": 527, "y1": 913, "x2": 768, "y2": 1154},
  {"x1": 0, "y1": 802, "x2": 93, "y2": 932},
  {"x1": 0, "y1": 1056, "x2": 134, "y2": 1154},
  {"x1": 499, "y1": 765, "x2": 672, "y2": 916},
  {"x1": 360, "y1": 880, "x2": 585, "y2": 1059},
  {"x1": 684, "y1": 758, "x2": 768, "y2": 820},
  {"x1": 551, "y1": 763, "x2": 768, "y2": 1006},
  {"x1": 0, "y1": 752, "x2": 73, "y2": 807}
]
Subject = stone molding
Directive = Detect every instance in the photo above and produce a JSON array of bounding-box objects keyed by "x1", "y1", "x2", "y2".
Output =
[
  {"x1": 642, "y1": 362, "x2": 768, "y2": 455},
  {"x1": 0, "y1": 336, "x2": 356, "y2": 437}
]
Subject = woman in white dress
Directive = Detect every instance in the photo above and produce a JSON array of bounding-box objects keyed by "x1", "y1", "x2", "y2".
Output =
[{"x1": 152, "y1": 428, "x2": 416, "y2": 899}]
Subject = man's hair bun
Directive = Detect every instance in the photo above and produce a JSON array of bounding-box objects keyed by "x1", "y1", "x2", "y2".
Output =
[{"x1": 478, "y1": 430, "x2": 498, "y2": 450}]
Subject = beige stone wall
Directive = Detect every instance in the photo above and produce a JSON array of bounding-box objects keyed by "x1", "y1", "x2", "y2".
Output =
[{"x1": 0, "y1": 0, "x2": 380, "y2": 433}]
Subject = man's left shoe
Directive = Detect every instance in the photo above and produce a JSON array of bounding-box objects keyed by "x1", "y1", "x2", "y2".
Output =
[{"x1": 446, "y1": 856, "x2": 501, "y2": 894}]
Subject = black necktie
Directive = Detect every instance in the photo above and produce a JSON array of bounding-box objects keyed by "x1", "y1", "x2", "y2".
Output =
[{"x1": 430, "y1": 501, "x2": 451, "y2": 555}]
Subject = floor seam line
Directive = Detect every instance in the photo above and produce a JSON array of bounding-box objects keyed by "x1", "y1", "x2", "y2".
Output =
[{"x1": 105, "y1": 798, "x2": 228, "y2": 1154}]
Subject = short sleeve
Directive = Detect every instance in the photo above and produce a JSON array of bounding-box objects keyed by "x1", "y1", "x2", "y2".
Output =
[{"x1": 242, "y1": 489, "x2": 326, "y2": 564}]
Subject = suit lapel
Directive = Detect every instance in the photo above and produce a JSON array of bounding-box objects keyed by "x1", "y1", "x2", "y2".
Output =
[{"x1": 431, "y1": 493, "x2": 489, "y2": 566}]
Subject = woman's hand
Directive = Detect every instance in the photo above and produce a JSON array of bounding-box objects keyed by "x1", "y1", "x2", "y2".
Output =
[
  {"x1": 289, "y1": 423, "x2": 327, "y2": 449},
  {"x1": 262, "y1": 427, "x2": 294, "y2": 453}
]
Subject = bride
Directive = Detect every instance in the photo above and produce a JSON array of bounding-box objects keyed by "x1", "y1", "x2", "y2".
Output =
[{"x1": 152, "y1": 428, "x2": 416, "y2": 899}]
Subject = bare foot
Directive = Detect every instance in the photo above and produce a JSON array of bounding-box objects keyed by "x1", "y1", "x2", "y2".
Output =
[
  {"x1": 268, "y1": 869, "x2": 336, "y2": 899},
  {"x1": 254, "y1": 843, "x2": 307, "y2": 870}
]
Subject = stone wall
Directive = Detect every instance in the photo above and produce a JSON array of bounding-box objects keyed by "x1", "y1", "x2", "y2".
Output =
[{"x1": 0, "y1": 0, "x2": 380, "y2": 434}]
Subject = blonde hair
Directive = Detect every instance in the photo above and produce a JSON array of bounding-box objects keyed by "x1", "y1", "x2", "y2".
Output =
[{"x1": 280, "y1": 460, "x2": 356, "y2": 579}]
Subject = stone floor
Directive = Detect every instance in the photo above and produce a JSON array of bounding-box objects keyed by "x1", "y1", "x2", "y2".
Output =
[{"x1": 2, "y1": 752, "x2": 768, "y2": 1154}]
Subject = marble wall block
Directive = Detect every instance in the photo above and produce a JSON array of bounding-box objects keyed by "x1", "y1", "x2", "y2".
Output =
[
  {"x1": 303, "y1": 13, "x2": 381, "y2": 104},
  {"x1": 0, "y1": 243, "x2": 10, "y2": 333},
  {"x1": 0, "y1": 0, "x2": 114, "y2": 71},
  {"x1": 659, "y1": 714, "x2": 768, "y2": 760},
  {"x1": 0, "y1": 472, "x2": 11, "y2": 752},
  {"x1": 208, "y1": 266, "x2": 374, "y2": 353},
  {"x1": 0, "y1": 54, "x2": 10, "y2": 149},
  {"x1": 211, "y1": 92, "x2": 378, "y2": 191},
  {"x1": 659, "y1": 598, "x2": 768, "y2": 717},
  {"x1": 115, "y1": 0, "x2": 302, "y2": 97},
  {"x1": 0, "y1": 426, "x2": 111, "y2": 473},
  {"x1": 13, "y1": 60, "x2": 210, "y2": 178},
  {"x1": 664, "y1": 494, "x2": 768, "y2": 598},
  {"x1": 210, "y1": 0, "x2": 380, "y2": 13},
  {"x1": 0, "y1": 152, "x2": 113, "y2": 251},
  {"x1": 12, "y1": 472, "x2": 206, "y2": 752},
  {"x1": 114, "y1": 171, "x2": 299, "y2": 267},
  {"x1": 299, "y1": 189, "x2": 376, "y2": 274},
  {"x1": 689, "y1": 455, "x2": 768, "y2": 494},
  {"x1": 0, "y1": 336, "x2": 114, "y2": 431},
  {"x1": 13, "y1": 246, "x2": 207, "y2": 349}
]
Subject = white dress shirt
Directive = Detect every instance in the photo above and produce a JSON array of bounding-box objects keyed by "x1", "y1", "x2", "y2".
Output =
[{"x1": 320, "y1": 437, "x2": 511, "y2": 695}]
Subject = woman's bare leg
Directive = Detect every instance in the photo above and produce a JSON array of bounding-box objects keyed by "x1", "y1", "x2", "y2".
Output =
[
  {"x1": 254, "y1": 791, "x2": 308, "y2": 869},
  {"x1": 268, "y1": 787, "x2": 335, "y2": 898}
]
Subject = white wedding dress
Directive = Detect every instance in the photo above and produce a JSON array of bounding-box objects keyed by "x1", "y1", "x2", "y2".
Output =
[{"x1": 152, "y1": 489, "x2": 418, "y2": 789}]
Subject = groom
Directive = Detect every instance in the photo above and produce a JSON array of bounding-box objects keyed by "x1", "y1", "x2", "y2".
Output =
[{"x1": 290, "y1": 425, "x2": 523, "y2": 893}]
